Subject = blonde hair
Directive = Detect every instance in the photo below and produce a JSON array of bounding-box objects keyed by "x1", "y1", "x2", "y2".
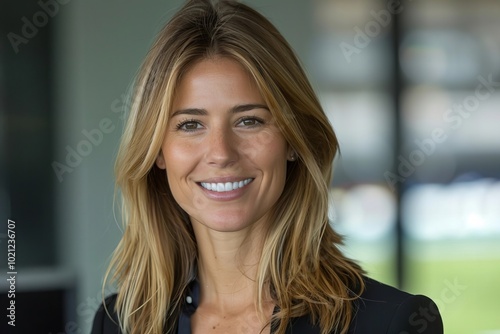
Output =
[{"x1": 106, "y1": 0, "x2": 365, "y2": 333}]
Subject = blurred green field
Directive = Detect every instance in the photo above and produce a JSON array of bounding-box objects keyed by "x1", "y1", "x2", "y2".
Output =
[
  {"x1": 406, "y1": 257, "x2": 500, "y2": 333},
  {"x1": 355, "y1": 238, "x2": 500, "y2": 334}
]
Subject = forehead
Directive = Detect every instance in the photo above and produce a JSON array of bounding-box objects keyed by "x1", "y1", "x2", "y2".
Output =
[{"x1": 171, "y1": 57, "x2": 265, "y2": 112}]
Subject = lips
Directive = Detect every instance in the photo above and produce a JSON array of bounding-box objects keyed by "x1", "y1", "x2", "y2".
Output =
[{"x1": 199, "y1": 178, "x2": 253, "y2": 192}]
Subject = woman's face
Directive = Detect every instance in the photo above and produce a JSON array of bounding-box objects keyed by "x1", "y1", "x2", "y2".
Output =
[{"x1": 156, "y1": 57, "x2": 292, "y2": 233}]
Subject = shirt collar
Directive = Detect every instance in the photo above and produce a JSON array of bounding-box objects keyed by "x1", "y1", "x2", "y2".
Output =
[{"x1": 177, "y1": 278, "x2": 199, "y2": 334}]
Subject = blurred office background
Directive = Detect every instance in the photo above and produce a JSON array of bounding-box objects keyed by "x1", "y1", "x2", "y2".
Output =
[{"x1": 1, "y1": 0, "x2": 499, "y2": 333}]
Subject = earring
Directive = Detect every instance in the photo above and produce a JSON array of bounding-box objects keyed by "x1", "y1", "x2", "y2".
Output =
[{"x1": 289, "y1": 152, "x2": 297, "y2": 161}]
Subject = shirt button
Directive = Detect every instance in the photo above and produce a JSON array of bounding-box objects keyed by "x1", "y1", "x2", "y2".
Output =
[{"x1": 186, "y1": 296, "x2": 192, "y2": 304}]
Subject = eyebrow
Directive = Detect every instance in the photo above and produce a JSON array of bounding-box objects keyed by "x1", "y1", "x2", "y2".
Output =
[{"x1": 170, "y1": 103, "x2": 269, "y2": 118}]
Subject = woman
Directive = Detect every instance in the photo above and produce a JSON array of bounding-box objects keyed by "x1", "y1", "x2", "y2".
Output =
[{"x1": 91, "y1": 0, "x2": 443, "y2": 333}]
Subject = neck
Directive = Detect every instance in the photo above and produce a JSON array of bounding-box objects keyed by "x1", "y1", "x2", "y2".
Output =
[{"x1": 192, "y1": 221, "x2": 269, "y2": 312}]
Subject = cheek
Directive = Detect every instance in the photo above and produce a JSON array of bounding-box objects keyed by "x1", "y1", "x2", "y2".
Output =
[
  {"x1": 239, "y1": 129, "x2": 287, "y2": 161},
  {"x1": 162, "y1": 140, "x2": 206, "y2": 210},
  {"x1": 162, "y1": 140, "x2": 200, "y2": 190},
  {"x1": 163, "y1": 140, "x2": 195, "y2": 169}
]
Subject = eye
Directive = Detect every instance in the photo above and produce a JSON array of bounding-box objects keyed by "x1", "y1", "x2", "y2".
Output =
[
  {"x1": 176, "y1": 120, "x2": 203, "y2": 132},
  {"x1": 236, "y1": 117, "x2": 264, "y2": 128}
]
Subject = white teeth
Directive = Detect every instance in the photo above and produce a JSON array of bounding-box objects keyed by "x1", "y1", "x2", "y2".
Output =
[{"x1": 200, "y1": 178, "x2": 253, "y2": 192}]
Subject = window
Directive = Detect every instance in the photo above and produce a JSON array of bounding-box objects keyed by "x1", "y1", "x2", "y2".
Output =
[{"x1": 310, "y1": 0, "x2": 500, "y2": 332}]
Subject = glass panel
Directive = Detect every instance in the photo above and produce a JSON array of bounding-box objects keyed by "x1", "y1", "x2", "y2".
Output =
[
  {"x1": 401, "y1": 0, "x2": 500, "y2": 332},
  {"x1": 321, "y1": 92, "x2": 394, "y2": 183},
  {"x1": 330, "y1": 184, "x2": 397, "y2": 286},
  {"x1": 311, "y1": 0, "x2": 397, "y2": 285}
]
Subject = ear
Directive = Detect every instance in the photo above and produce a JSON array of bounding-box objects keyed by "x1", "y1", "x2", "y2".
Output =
[
  {"x1": 287, "y1": 147, "x2": 297, "y2": 162},
  {"x1": 155, "y1": 151, "x2": 166, "y2": 169}
]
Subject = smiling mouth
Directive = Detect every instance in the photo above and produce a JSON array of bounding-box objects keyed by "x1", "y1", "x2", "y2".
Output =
[{"x1": 199, "y1": 178, "x2": 254, "y2": 192}]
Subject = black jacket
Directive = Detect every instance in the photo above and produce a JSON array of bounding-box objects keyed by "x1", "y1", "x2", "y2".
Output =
[{"x1": 91, "y1": 277, "x2": 443, "y2": 333}]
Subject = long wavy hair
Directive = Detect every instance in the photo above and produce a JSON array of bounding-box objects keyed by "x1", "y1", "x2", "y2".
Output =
[{"x1": 106, "y1": 1, "x2": 365, "y2": 333}]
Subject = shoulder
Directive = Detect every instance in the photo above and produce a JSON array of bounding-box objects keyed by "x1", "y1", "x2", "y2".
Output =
[
  {"x1": 90, "y1": 294, "x2": 122, "y2": 334},
  {"x1": 348, "y1": 277, "x2": 443, "y2": 334}
]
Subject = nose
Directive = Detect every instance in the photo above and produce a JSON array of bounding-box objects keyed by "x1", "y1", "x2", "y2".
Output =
[{"x1": 205, "y1": 126, "x2": 238, "y2": 167}]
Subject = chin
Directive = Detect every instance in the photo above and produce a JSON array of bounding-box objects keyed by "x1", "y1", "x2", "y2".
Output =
[
  {"x1": 191, "y1": 212, "x2": 259, "y2": 233},
  {"x1": 204, "y1": 219, "x2": 252, "y2": 232}
]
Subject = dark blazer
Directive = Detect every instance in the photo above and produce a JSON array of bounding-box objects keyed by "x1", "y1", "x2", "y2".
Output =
[{"x1": 91, "y1": 277, "x2": 443, "y2": 334}]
